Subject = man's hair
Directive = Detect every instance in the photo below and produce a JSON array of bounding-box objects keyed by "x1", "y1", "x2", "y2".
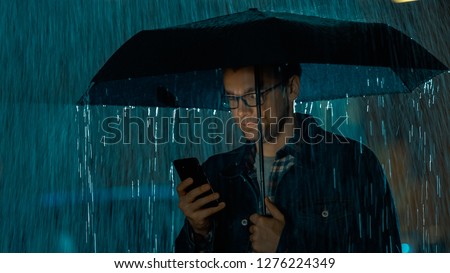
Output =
[{"x1": 267, "y1": 63, "x2": 302, "y2": 84}]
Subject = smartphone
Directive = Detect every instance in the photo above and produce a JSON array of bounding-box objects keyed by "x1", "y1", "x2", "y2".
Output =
[{"x1": 173, "y1": 157, "x2": 218, "y2": 208}]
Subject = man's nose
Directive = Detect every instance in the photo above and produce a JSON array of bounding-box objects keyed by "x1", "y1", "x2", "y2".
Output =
[{"x1": 236, "y1": 100, "x2": 252, "y2": 117}]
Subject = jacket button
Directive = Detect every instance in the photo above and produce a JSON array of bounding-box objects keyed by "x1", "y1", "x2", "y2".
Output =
[
  {"x1": 321, "y1": 210, "x2": 329, "y2": 218},
  {"x1": 241, "y1": 219, "x2": 248, "y2": 226}
]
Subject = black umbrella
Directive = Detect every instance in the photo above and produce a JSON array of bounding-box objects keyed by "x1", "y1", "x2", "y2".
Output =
[
  {"x1": 77, "y1": 8, "x2": 448, "y2": 213},
  {"x1": 78, "y1": 8, "x2": 448, "y2": 108}
]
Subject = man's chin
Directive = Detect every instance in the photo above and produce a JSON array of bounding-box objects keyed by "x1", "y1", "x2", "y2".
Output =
[
  {"x1": 242, "y1": 133, "x2": 259, "y2": 142},
  {"x1": 241, "y1": 128, "x2": 278, "y2": 144},
  {"x1": 240, "y1": 127, "x2": 260, "y2": 142}
]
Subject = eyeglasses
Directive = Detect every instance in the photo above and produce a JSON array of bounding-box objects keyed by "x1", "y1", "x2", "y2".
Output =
[{"x1": 222, "y1": 82, "x2": 283, "y2": 110}]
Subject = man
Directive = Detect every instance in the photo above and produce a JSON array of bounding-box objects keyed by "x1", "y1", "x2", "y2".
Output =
[{"x1": 175, "y1": 64, "x2": 401, "y2": 252}]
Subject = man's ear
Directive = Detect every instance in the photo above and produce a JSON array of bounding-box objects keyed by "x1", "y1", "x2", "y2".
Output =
[{"x1": 287, "y1": 75, "x2": 300, "y2": 101}]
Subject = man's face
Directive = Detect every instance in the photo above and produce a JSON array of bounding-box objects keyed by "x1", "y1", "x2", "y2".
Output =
[{"x1": 223, "y1": 66, "x2": 297, "y2": 143}]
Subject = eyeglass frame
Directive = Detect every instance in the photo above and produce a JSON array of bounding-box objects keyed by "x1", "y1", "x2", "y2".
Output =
[{"x1": 222, "y1": 82, "x2": 284, "y2": 110}]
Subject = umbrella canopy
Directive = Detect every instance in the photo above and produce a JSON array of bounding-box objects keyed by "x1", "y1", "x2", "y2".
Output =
[{"x1": 77, "y1": 8, "x2": 448, "y2": 108}]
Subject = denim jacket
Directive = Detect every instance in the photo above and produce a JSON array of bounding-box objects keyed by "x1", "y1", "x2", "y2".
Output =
[{"x1": 175, "y1": 114, "x2": 401, "y2": 252}]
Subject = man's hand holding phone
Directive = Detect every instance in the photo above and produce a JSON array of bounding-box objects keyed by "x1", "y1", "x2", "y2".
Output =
[
  {"x1": 176, "y1": 178, "x2": 225, "y2": 237},
  {"x1": 174, "y1": 158, "x2": 225, "y2": 238}
]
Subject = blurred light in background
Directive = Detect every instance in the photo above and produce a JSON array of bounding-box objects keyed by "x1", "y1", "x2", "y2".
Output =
[
  {"x1": 402, "y1": 243, "x2": 412, "y2": 253},
  {"x1": 392, "y1": 0, "x2": 419, "y2": 3}
]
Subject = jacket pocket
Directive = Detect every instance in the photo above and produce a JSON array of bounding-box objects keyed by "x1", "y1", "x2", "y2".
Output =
[
  {"x1": 297, "y1": 199, "x2": 352, "y2": 223},
  {"x1": 291, "y1": 199, "x2": 355, "y2": 252}
]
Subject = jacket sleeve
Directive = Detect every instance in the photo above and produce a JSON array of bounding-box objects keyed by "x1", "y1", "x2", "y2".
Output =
[
  {"x1": 360, "y1": 148, "x2": 402, "y2": 252},
  {"x1": 175, "y1": 218, "x2": 215, "y2": 252}
]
